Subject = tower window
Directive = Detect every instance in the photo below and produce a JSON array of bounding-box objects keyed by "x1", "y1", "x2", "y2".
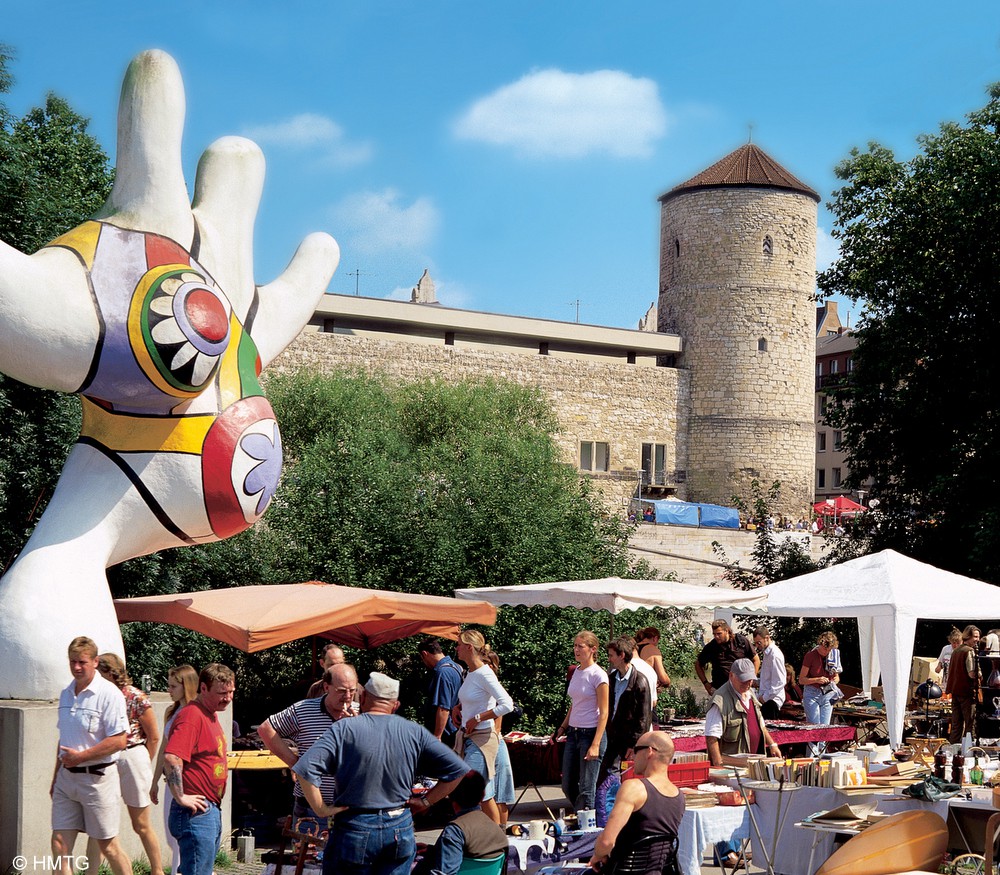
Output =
[
  {"x1": 674, "y1": 239, "x2": 680, "y2": 258},
  {"x1": 757, "y1": 337, "x2": 768, "y2": 352},
  {"x1": 763, "y1": 235, "x2": 773, "y2": 256}
]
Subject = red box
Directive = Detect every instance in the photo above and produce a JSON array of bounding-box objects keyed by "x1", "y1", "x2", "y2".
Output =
[{"x1": 667, "y1": 760, "x2": 711, "y2": 788}]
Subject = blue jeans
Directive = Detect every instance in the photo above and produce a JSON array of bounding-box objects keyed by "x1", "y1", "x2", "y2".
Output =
[
  {"x1": 325, "y1": 808, "x2": 415, "y2": 875},
  {"x1": 561, "y1": 726, "x2": 606, "y2": 811},
  {"x1": 169, "y1": 801, "x2": 221, "y2": 875},
  {"x1": 803, "y1": 685, "x2": 837, "y2": 754}
]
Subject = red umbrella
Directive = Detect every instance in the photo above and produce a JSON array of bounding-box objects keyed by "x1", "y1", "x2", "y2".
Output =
[{"x1": 812, "y1": 495, "x2": 866, "y2": 517}]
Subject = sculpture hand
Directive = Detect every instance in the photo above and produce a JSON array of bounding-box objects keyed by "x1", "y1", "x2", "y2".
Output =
[{"x1": 0, "y1": 50, "x2": 338, "y2": 392}]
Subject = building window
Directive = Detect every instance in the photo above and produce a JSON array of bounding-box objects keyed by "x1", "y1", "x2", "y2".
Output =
[
  {"x1": 830, "y1": 359, "x2": 839, "y2": 374},
  {"x1": 757, "y1": 337, "x2": 768, "y2": 352},
  {"x1": 444, "y1": 331, "x2": 455, "y2": 346},
  {"x1": 674, "y1": 239, "x2": 680, "y2": 258},
  {"x1": 641, "y1": 442, "x2": 668, "y2": 485},
  {"x1": 817, "y1": 432, "x2": 827, "y2": 452},
  {"x1": 818, "y1": 395, "x2": 828, "y2": 417},
  {"x1": 833, "y1": 430, "x2": 843, "y2": 451},
  {"x1": 580, "y1": 441, "x2": 610, "y2": 473},
  {"x1": 539, "y1": 341, "x2": 549, "y2": 356},
  {"x1": 816, "y1": 361, "x2": 823, "y2": 376},
  {"x1": 817, "y1": 469, "x2": 826, "y2": 488},
  {"x1": 763, "y1": 235, "x2": 773, "y2": 256},
  {"x1": 847, "y1": 357, "x2": 854, "y2": 372},
  {"x1": 833, "y1": 467, "x2": 842, "y2": 487}
]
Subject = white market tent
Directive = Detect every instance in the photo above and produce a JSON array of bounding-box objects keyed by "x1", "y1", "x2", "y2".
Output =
[
  {"x1": 725, "y1": 549, "x2": 1000, "y2": 747},
  {"x1": 454, "y1": 577, "x2": 767, "y2": 629}
]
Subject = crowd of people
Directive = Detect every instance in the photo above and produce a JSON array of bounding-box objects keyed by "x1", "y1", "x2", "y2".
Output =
[{"x1": 52, "y1": 620, "x2": 857, "y2": 875}]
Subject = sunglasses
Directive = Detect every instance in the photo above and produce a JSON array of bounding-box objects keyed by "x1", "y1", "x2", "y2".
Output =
[{"x1": 634, "y1": 744, "x2": 661, "y2": 753}]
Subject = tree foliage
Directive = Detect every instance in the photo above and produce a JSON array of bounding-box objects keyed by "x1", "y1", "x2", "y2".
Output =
[
  {"x1": 118, "y1": 371, "x2": 700, "y2": 732},
  {"x1": 819, "y1": 84, "x2": 1000, "y2": 581},
  {"x1": 0, "y1": 46, "x2": 111, "y2": 573}
]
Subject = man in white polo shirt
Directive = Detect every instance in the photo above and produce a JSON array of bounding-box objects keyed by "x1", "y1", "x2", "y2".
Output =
[
  {"x1": 51, "y1": 636, "x2": 131, "y2": 875},
  {"x1": 753, "y1": 626, "x2": 786, "y2": 719}
]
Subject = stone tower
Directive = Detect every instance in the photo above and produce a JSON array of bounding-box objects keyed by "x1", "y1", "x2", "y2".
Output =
[{"x1": 658, "y1": 143, "x2": 818, "y2": 515}]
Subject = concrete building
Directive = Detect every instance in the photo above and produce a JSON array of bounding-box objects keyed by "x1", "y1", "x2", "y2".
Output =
[{"x1": 274, "y1": 143, "x2": 820, "y2": 517}]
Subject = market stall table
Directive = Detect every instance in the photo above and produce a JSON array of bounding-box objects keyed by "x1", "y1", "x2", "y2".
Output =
[{"x1": 670, "y1": 723, "x2": 857, "y2": 754}]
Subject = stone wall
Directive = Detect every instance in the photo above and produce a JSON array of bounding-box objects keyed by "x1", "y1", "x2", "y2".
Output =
[
  {"x1": 628, "y1": 522, "x2": 824, "y2": 586},
  {"x1": 658, "y1": 187, "x2": 817, "y2": 516},
  {"x1": 274, "y1": 332, "x2": 692, "y2": 507}
]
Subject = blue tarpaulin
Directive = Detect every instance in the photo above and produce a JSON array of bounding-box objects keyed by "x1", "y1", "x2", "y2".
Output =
[{"x1": 640, "y1": 500, "x2": 740, "y2": 529}]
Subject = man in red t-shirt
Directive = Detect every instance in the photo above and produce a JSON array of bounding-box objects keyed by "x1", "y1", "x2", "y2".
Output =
[{"x1": 165, "y1": 664, "x2": 235, "y2": 875}]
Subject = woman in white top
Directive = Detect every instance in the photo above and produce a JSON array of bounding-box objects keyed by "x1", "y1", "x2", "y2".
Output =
[
  {"x1": 549, "y1": 630, "x2": 609, "y2": 811},
  {"x1": 455, "y1": 629, "x2": 514, "y2": 823}
]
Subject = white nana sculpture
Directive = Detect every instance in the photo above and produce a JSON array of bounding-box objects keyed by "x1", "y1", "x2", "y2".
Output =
[{"x1": 0, "y1": 51, "x2": 339, "y2": 698}]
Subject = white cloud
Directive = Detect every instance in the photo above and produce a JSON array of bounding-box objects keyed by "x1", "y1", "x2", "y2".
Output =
[
  {"x1": 243, "y1": 113, "x2": 372, "y2": 168},
  {"x1": 453, "y1": 68, "x2": 668, "y2": 159},
  {"x1": 816, "y1": 226, "x2": 841, "y2": 273},
  {"x1": 331, "y1": 189, "x2": 439, "y2": 253}
]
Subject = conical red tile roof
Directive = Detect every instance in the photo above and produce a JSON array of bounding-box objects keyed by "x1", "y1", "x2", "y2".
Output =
[{"x1": 660, "y1": 143, "x2": 819, "y2": 203}]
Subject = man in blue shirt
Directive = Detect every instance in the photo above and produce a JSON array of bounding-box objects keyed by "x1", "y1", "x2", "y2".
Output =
[
  {"x1": 294, "y1": 672, "x2": 467, "y2": 875},
  {"x1": 419, "y1": 638, "x2": 464, "y2": 747}
]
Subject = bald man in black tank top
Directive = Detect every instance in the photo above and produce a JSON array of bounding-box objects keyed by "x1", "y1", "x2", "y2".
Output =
[{"x1": 588, "y1": 731, "x2": 685, "y2": 874}]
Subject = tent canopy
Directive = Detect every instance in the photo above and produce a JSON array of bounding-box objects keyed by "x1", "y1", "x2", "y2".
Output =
[
  {"x1": 813, "y1": 496, "x2": 865, "y2": 517},
  {"x1": 455, "y1": 577, "x2": 766, "y2": 614},
  {"x1": 114, "y1": 581, "x2": 497, "y2": 651},
  {"x1": 733, "y1": 550, "x2": 1000, "y2": 746}
]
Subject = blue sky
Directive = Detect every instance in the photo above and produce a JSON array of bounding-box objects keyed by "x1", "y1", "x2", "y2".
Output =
[{"x1": 4, "y1": 3, "x2": 999, "y2": 329}]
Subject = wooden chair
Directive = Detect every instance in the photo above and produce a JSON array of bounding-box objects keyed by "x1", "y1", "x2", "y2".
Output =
[
  {"x1": 815, "y1": 810, "x2": 947, "y2": 875},
  {"x1": 268, "y1": 815, "x2": 324, "y2": 875}
]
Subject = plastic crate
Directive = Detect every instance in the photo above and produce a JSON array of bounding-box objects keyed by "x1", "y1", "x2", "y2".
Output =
[{"x1": 667, "y1": 760, "x2": 711, "y2": 788}]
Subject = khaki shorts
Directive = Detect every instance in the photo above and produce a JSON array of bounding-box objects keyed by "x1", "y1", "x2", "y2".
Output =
[
  {"x1": 51, "y1": 765, "x2": 121, "y2": 839},
  {"x1": 119, "y1": 744, "x2": 153, "y2": 808}
]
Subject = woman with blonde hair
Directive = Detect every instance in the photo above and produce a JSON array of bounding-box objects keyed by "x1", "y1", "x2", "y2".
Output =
[
  {"x1": 549, "y1": 630, "x2": 609, "y2": 812},
  {"x1": 799, "y1": 632, "x2": 840, "y2": 754},
  {"x1": 150, "y1": 665, "x2": 198, "y2": 873},
  {"x1": 454, "y1": 630, "x2": 514, "y2": 823},
  {"x1": 90, "y1": 654, "x2": 164, "y2": 875}
]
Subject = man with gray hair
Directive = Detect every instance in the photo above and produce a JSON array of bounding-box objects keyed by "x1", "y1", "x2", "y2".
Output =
[
  {"x1": 294, "y1": 671, "x2": 468, "y2": 875},
  {"x1": 259, "y1": 662, "x2": 358, "y2": 823}
]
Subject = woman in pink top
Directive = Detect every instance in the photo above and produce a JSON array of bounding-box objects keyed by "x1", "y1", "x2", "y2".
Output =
[{"x1": 549, "y1": 630, "x2": 609, "y2": 811}]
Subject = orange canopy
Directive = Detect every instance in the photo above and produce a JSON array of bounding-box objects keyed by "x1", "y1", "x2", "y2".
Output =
[{"x1": 113, "y1": 581, "x2": 496, "y2": 651}]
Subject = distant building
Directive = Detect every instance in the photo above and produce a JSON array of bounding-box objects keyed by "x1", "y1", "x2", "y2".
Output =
[{"x1": 274, "y1": 144, "x2": 820, "y2": 516}]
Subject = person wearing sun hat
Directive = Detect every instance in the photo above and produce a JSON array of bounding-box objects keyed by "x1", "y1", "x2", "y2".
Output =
[
  {"x1": 704, "y1": 658, "x2": 782, "y2": 768},
  {"x1": 293, "y1": 671, "x2": 468, "y2": 875}
]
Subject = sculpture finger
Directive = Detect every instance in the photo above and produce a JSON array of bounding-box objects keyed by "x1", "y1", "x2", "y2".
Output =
[
  {"x1": 95, "y1": 50, "x2": 193, "y2": 245},
  {"x1": 0, "y1": 242, "x2": 99, "y2": 391},
  {"x1": 191, "y1": 136, "x2": 265, "y2": 315},
  {"x1": 253, "y1": 232, "x2": 340, "y2": 367}
]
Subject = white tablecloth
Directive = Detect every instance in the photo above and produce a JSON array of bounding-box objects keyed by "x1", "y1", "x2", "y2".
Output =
[{"x1": 678, "y1": 805, "x2": 751, "y2": 875}]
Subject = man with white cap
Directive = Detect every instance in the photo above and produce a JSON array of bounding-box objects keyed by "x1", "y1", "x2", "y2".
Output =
[
  {"x1": 704, "y1": 658, "x2": 782, "y2": 768},
  {"x1": 294, "y1": 671, "x2": 468, "y2": 875},
  {"x1": 704, "y1": 658, "x2": 781, "y2": 868}
]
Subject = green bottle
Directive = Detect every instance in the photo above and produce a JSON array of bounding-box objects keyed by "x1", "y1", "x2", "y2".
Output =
[{"x1": 971, "y1": 758, "x2": 984, "y2": 786}]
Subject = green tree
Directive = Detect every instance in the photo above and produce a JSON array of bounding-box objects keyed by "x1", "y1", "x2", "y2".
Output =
[
  {"x1": 0, "y1": 46, "x2": 111, "y2": 572},
  {"x1": 819, "y1": 84, "x2": 1000, "y2": 581}
]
